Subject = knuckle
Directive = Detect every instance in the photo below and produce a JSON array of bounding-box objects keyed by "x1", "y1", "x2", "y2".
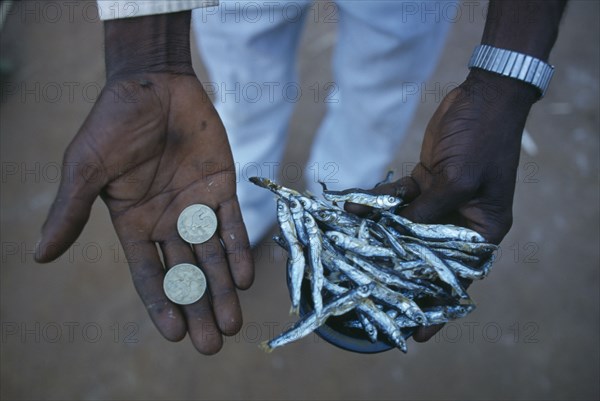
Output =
[
  {"x1": 497, "y1": 213, "x2": 513, "y2": 238},
  {"x1": 219, "y1": 217, "x2": 245, "y2": 233},
  {"x1": 211, "y1": 285, "x2": 238, "y2": 302},
  {"x1": 445, "y1": 179, "x2": 478, "y2": 198},
  {"x1": 204, "y1": 252, "x2": 226, "y2": 266},
  {"x1": 486, "y1": 211, "x2": 513, "y2": 244}
]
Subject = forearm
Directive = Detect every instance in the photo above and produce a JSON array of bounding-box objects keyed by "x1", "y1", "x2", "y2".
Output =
[
  {"x1": 482, "y1": 0, "x2": 567, "y2": 61},
  {"x1": 466, "y1": 1, "x2": 568, "y2": 110},
  {"x1": 104, "y1": 11, "x2": 194, "y2": 79}
]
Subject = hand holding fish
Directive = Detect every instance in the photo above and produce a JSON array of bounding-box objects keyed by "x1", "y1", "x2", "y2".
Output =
[{"x1": 348, "y1": 71, "x2": 538, "y2": 341}]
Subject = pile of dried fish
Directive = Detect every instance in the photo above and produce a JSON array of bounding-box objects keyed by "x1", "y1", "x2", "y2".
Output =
[{"x1": 250, "y1": 175, "x2": 497, "y2": 353}]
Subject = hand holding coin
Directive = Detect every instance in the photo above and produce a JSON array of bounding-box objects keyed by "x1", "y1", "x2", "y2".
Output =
[{"x1": 35, "y1": 71, "x2": 254, "y2": 355}]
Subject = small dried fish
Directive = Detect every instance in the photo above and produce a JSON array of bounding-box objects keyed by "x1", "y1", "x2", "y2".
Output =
[
  {"x1": 357, "y1": 311, "x2": 378, "y2": 343},
  {"x1": 394, "y1": 304, "x2": 476, "y2": 327},
  {"x1": 346, "y1": 253, "x2": 445, "y2": 298},
  {"x1": 393, "y1": 231, "x2": 497, "y2": 257},
  {"x1": 321, "y1": 185, "x2": 403, "y2": 210},
  {"x1": 404, "y1": 242, "x2": 469, "y2": 300},
  {"x1": 288, "y1": 197, "x2": 309, "y2": 246},
  {"x1": 304, "y1": 212, "x2": 325, "y2": 315},
  {"x1": 444, "y1": 258, "x2": 487, "y2": 280},
  {"x1": 382, "y1": 212, "x2": 486, "y2": 243},
  {"x1": 250, "y1": 176, "x2": 497, "y2": 353},
  {"x1": 326, "y1": 257, "x2": 426, "y2": 325},
  {"x1": 326, "y1": 231, "x2": 396, "y2": 258},
  {"x1": 357, "y1": 299, "x2": 408, "y2": 353},
  {"x1": 294, "y1": 193, "x2": 329, "y2": 213},
  {"x1": 260, "y1": 284, "x2": 374, "y2": 352},
  {"x1": 276, "y1": 199, "x2": 305, "y2": 314},
  {"x1": 311, "y1": 208, "x2": 361, "y2": 236},
  {"x1": 324, "y1": 281, "x2": 407, "y2": 352},
  {"x1": 249, "y1": 176, "x2": 301, "y2": 200},
  {"x1": 368, "y1": 221, "x2": 409, "y2": 258}
]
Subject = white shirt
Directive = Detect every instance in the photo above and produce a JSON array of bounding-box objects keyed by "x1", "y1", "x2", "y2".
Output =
[{"x1": 97, "y1": 1, "x2": 218, "y2": 20}]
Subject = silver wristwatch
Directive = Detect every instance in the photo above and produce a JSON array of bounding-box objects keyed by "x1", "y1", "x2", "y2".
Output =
[{"x1": 468, "y1": 44, "x2": 554, "y2": 98}]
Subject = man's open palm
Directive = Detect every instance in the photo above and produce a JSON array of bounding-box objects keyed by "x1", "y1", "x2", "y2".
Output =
[{"x1": 36, "y1": 73, "x2": 254, "y2": 354}]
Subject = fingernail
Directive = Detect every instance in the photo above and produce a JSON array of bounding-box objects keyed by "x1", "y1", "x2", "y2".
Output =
[{"x1": 34, "y1": 238, "x2": 43, "y2": 262}]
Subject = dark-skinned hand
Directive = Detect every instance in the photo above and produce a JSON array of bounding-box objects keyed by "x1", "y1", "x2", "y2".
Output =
[
  {"x1": 347, "y1": 70, "x2": 538, "y2": 342},
  {"x1": 36, "y1": 12, "x2": 254, "y2": 355}
]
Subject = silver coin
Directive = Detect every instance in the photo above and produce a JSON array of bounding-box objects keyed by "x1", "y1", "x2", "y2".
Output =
[
  {"x1": 163, "y1": 263, "x2": 207, "y2": 305},
  {"x1": 177, "y1": 204, "x2": 218, "y2": 244}
]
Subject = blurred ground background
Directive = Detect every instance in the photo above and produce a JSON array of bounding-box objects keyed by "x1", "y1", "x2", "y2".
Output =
[{"x1": 1, "y1": 1, "x2": 598, "y2": 400}]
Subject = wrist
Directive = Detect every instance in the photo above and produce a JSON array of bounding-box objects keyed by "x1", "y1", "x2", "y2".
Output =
[
  {"x1": 104, "y1": 11, "x2": 194, "y2": 79},
  {"x1": 463, "y1": 69, "x2": 538, "y2": 111}
]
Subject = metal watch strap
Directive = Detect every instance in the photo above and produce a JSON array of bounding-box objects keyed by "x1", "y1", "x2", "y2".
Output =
[{"x1": 468, "y1": 44, "x2": 554, "y2": 98}]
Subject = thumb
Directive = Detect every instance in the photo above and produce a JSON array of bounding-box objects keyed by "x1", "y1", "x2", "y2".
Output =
[
  {"x1": 344, "y1": 176, "x2": 421, "y2": 216},
  {"x1": 36, "y1": 155, "x2": 106, "y2": 263},
  {"x1": 413, "y1": 324, "x2": 444, "y2": 343}
]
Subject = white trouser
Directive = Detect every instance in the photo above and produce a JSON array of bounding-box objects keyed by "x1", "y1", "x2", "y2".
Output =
[{"x1": 192, "y1": 1, "x2": 453, "y2": 244}]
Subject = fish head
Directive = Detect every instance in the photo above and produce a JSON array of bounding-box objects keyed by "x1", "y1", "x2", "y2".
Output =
[
  {"x1": 468, "y1": 232, "x2": 486, "y2": 243},
  {"x1": 455, "y1": 227, "x2": 486, "y2": 243},
  {"x1": 288, "y1": 198, "x2": 303, "y2": 214},
  {"x1": 276, "y1": 199, "x2": 290, "y2": 220},
  {"x1": 378, "y1": 195, "x2": 401, "y2": 208},
  {"x1": 302, "y1": 213, "x2": 316, "y2": 229},
  {"x1": 409, "y1": 309, "x2": 426, "y2": 325},
  {"x1": 325, "y1": 231, "x2": 344, "y2": 245},
  {"x1": 314, "y1": 209, "x2": 337, "y2": 223},
  {"x1": 357, "y1": 283, "x2": 375, "y2": 297},
  {"x1": 296, "y1": 196, "x2": 316, "y2": 211}
]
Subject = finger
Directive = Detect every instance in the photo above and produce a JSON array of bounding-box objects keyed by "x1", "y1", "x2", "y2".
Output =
[
  {"x1": 217, "y1": 197, "x2": 254, "y2": 290},
  {"x1": 345, "y1": 175, "x2": 421, "y2": 216},
  {"x1": 160, "y1": 237, "x2": 223, "y2": 355},
  {"x1": 36, "y1": 156, "x2": 105, "y2": 262},
  {"x1": 467, "y1": 180, "x2": 516, "y2": 245},
  {"x1": 413, "y1": 277, "x2": 471, "y2": 342},
  {"x1": 413, "y1": 324, "x2": 444, "y2": 342},
  {"x1": 391, "y1": 175, "x2": 421, "y2": 202},
  {"x1": 193, "y1": 236, "x2": 242, "y2": 336},
  {"x1": 124, "y1": 239, "x2": 187, "y2": 342},
  {"x1": 182, "y1": 299, "x2": 223, "y2": 355}
]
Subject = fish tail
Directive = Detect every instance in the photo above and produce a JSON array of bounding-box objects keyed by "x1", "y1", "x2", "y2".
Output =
[
  {"x1": 259, "y1": 341, "x2": 274, "y2": 353},
  {"x1": 398, "y1": 343, "x2": 408, "y2": 354},
  {"x1": 312, "y1": 296, "x2": 323, "y2": 316},
  {"x1": 455, "y1": 285, "x2": 470, "y2": 300}
]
